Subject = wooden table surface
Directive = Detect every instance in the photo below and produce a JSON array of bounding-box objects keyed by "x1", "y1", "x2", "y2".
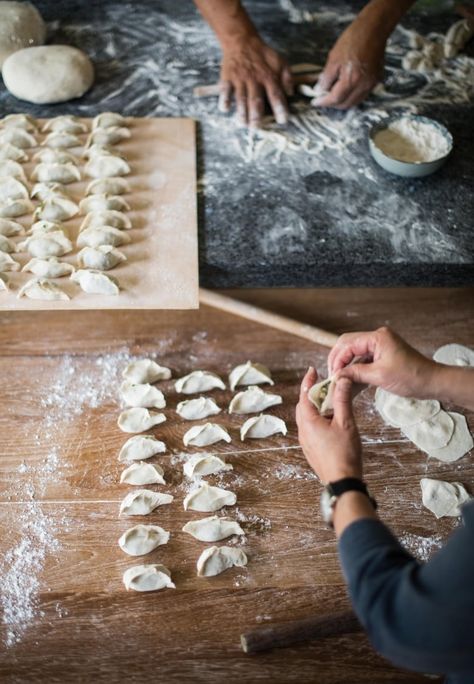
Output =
[{"x1": 1, "y1": 287, "x2": 473, "y2": 684}]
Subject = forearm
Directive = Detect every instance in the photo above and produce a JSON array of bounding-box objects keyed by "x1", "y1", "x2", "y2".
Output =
[
  {"x1": 333, "y1": 490, "x2": 378, "y2": 538},
  {"x1": 428, "y1": 364, "x2": 474, "y2": 411},
  {"x1": 193, "y1": 0, "x2": 259, "y2": 48},
  {"x1": 353, "y1": 0, "x2": 417, "y2": 41}
]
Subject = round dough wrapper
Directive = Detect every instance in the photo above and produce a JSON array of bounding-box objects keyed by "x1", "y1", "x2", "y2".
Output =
[
  {"x1": 433, "y1": 343, "x2": 474, "y2": 367},
  {"x1": 401, "y1": 410, "x2": 455, "y2": 452},
  {"x1": 375, "y1": 387, "x2": 441, "y2": 427},
  {"x1": 428, "y1": 412, "x2": 473, "y2": 463},
  {"x1": 3, "y1": 45, "x2": 94, "y2": 104},
  {"x1": 420, "y1": 478, "x2": 471, "y2": 518},
  {"x1": 0, "y1": 1, "x2": 46, "y2": 67}
]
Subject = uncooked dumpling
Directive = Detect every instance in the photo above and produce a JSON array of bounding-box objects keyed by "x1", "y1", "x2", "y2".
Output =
[
  {"x1": 375, "y1": 388, "x2": 441, "y2": 427},
  {"x1": 182, "y1": 516, "x2": 244, "y2": 542},
  {"x1": 0, "y1": 177, "x2": 29, "y2": 202},
  {"x1": 229, "y1": 361, "x2": 274, "y2": 391},
  {"x1": 77, "y1": 245, "x2": 126, "y2": 270},
  {"x1": 308, "y1": 377, "x2": 335, "y2": 416},
  {"x1": 18, "y1": 231, "x2": 73, "y2": 258},
  {"x1": 119, "y1": 489, "x2": 173, "y2": 516},
  {"x1": 85, "y1": 153, "x2": 131, "y2": 178},
  {"x1": 0, "y1": 234, "x2": 17, "y2": 253},
  {"x1": 444, "y1": 19, "x2": 473, "y2": 58},
  {"x1": 0, "y1": 273, "x2": 9, "y2": 290},
  {"x1": 31, "y1": 182, "x2": 71, "y2": 202},
  {"x1": 33, "y1": 148, "x2": 78, "y2": 165},
  {"x1": 93, "y1": 112, "x2": 128, "y2": 129},
  {"x1": 433, "y1": 343, "x2": 474, "y2": 367},
  {"x1": 120, "y1": 461, "x2": 166, "y2": 486},
  {"x1": 197, "y1": 546, "x2": 247, "y2": 577},
  {"x1": 420, "y1": 478, "x2": 471, "y2": 518},
  {"x1": 122, "y1": 564, "x2": 175, "y2": 592},
  {"x1": 118, "y1": 435, "x2": 166, "y2": 463},
  {"x1": 0, "y1": 218, "x2": 24, "y2": 236},
  {"x1": 83, "y1": 143, "x2": 115, "y2": 159},
  {"x1": 80, "y1": 209, "x2": 131, "y2": 231},
  {"x1": 119, "y1": 525, "x2": 169, "y2": 556},
  {"x1": 117, "y1": 407, "x2": 166, "y2": 434},
  {"x1": 0, "y1": 113, "x2": 38, "y2": 131},
  {"x1": 34, "y1": 196, "x2": 79, "y2": 222},
  {"x1": 401, "y1": 411, "x2": 455, "y2": 452},
  {"x1": 183, "y1": 482, "x2": 236, "y2": 512},
  {"x1": 17, "y1": 277, "x2": 69, "y2": 301},
  {"x1": 240, "y1": 414, "x2": 287, "y2": 440},
  {"x1": 175, "y1": 370, "x2": 226, "y2": 394},
  {"x1": 0, "y1": 159, "x2": 27, "y2": 180},
  {"x1": 122, "y1": 359, "x2": 172, "y2": 384},
  {"x1": 86, "y1": 176, "x2": 129, "y2": 196},
  {"x1": 183, "y1": 422, "x2": 231, "y2": 447},
  {"x1": 176, "y1": 396, "x2": 221, "y2": 420},
  {"x1": 183, "y1": 453, "x2": 232, "y2": 478},
  {"x1": 0, "y1": 251, "x2": 20, "y2": 270},
  {"x1": 0, "y1": 198, "x2": 33, "y2": 217},
  {"x1": 79, "y1": 194, "x2": 130, "y2": 214},
  {"x1": 428, "y1": 412, "x2": 473, "y2": 463},
  {"x1": 0, "y1": 143, "x2": 28, "y2": 161},
  {"x1": 28, "y1": 219, "x2": 68, "y2": 236},
  {"x1": 42, "y1": 115, "x2": 88, "y2": 134},
  {"x1": 120, "y1": 381, "x2": 166, "y2": 409},
  {"x1": 228, "y1": 385, "x2": 282, "y2": 415},
  {"x1": 87, "y1": 126, "x2": 131, "y2": 146},
  {"x1": 70, "y1": 269, "x2": 120, "y2": 295},
  {"x1": 22, "y1": 257, "x2": 74, "y2": 278},
  {"x1": 0, "y1": 127, "x2": 36, "y2": 148},
  {"x1": 32, "y1": 162, "x2": 81, "y2": 184},
  {"x1": 43, "y1": 131, "x2": 82, "y2": 148},
  {"x1": 77, "y1": 226, "x2": 131, "y2": 248}
]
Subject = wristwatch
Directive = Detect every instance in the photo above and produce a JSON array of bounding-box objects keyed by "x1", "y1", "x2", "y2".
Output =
[{"x1": 320, "y1": 477, "x2": 377, "y2": 526}]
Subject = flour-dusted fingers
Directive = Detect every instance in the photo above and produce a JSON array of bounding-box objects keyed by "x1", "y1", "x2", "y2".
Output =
[
  {"x1": 281, "y1": 65, "x2": 295, "y2": 96},
  {"x1": 234, "y1": 81, "x2": 248, "y2": 125},
  {"x1": 218, "y1": 80, "x2": 233, "y2": 113},
  {"x1": 247, "y1": 81, "x2": 265, "y2": 128},
  {"x1": 264, "y1": 78, "x2": 289, "y2": 125}
]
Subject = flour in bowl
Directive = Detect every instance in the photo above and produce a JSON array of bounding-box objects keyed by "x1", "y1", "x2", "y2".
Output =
[{"x1": 373, "y1": 117, "x2": 451, "y2": 163}]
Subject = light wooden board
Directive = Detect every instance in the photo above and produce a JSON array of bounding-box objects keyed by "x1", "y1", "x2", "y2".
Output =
[{"x1": 0, "y1": 117, "x2": 199, "y2": 310}]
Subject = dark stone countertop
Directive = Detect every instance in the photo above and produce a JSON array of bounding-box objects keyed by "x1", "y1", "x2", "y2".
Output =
[{"x1": 1, "y1": 0, "x2": 473, "y2": 287}]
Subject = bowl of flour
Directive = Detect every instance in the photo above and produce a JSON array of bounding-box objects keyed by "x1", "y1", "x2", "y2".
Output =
[{"x1": 369, "y1": 115, "x2": 453, "y2": 177}]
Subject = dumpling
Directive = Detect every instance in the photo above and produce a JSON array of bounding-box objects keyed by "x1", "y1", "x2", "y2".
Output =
[
  {"x1": 183, "y1": 423, "x2": 231, "y2": 447},
  {"x1": 0, "y1": 144, "x2": 28, "y2": 162},
  {"x1": 117, "y1": 407, "x2": 166, "y2": 434},
  {"x1": 120, "y1": 381, "x2": 166, "y2": 409},
  {"x1": 43, "y1": 115, "x2": 88, "y2": 134},
  {"x1": 0, "y1": 177, "x2": 29, "y2": 202},
  {"x1": 119, "y1": 525, "x2": 169, "y2": 556},
  {"x1": 229, "y1": 361, "x2": 274, "y2": 391},
  {"x1": 31, "y1": 182, "x2": 70, "y2": 202},
  {"x1": 176, "y1": 397, "x2": 221, "y2": 420},
  {"x1": 228, "y1": 386, "x2": 283, "y2": 414},
  {"x1": 183, "y1": 482, "x2": 237, "y2": 512},
  {"x1": 17, "y1": 277, "x2": 69, "y2": 301},
  {"x1": 421, "y1": 478, "x2": 471, "y2": 518},
  {"x1": 119, "y1": 489, "x2": 173, "y2": 515},
  {"x1": 42, "y1": 131, "x2": 81, "y2": 148},
  {"x1": 240, "y1": 414, "x2": 287, "y2": 440},
  {"x1": 80, "y1": 210, "x2": 132, "y2": 231},
  {"x1": 33, "y1": 148, "x2": 79, "y2": 165},
  {"x1": 0, "y1": 273, "x2": 9, "y2": 291},
  {"x1": 70, "y1": 269, "x2": 120, "y2": 295},
  {"x1": 79, "y1": 194, "x2": 130, "y2": 214},
  {"x1": 197, "y1": 546, "x2": 247, "y2": 577},
  {"x1": 18, "y1": 232, "x2": 73, "y2": 258},
  {"x1": 182, "y1": 516, "x2": 244, "y2": 542},
  {"x1": 0, "y1": 252, "x2": 20, "y2": 271},
  {"x1": 375, "y1": 388, "x2": 441, "y2": 428},
  {"x1": 34, "y1": 196, "x2": 79, "y2": 222},
  {"x1": 122, "y1": 359, "x2": 171, "y2": 384},
  {"x1": 85, "y1": 153, "x2": 131, "y2": 178},
  {"x1": 22, "y1": 257, "x2": 74, "y2": 278},
  {"x1": 0, "y1": 218, "x2": 25, "y2": 236},
  {"x1": 83, "y1": 143, "x2": 116, "y2": 159},
  {"x1": 308, "y1": 377, "x2": 335, "y2": 416},
  {"x1": 183, "y1": 453, "x2": 232, "y2": 478},
  {"x1": 120, "y1": 461, "x2": 166, "y2": 486},
  {"x1": 175, "y1": 370, "x2": 226, "y2": 394},
  {"x1": 77, "y1": 245, "x2": 126, "y2": 270},
  {"x1": 86, "y1": 176, "x2": 130, "y2": 196},
  {"x1": 0, "y1": 159, "x2": 27, "y2": 181},
  {"x1": 28, "y1": 220, "x2": 68, "y2": 236},
  {"x1": 93, "y1": 112, "x2": 128, "y2": 129},
  {"x1": 32, "y1": 162, "x2": 81, "y2": 184},
  {"x1": 0, "y1": 198, "x2": 34, "y2": 218},
  {"x1": 0, "y1": 127, "x2": 36, "y2": 148},
  {"x1": 77, "y1": 226, "x2": 131, "y2": 249},
  {"x1": 433, "y1": 343, "x2": 474, "y2": 367},
  {"x1": 122, "y1": 564, "x2": 175, "y2": 592},
  {"x1": 0, "y1": 234, "x2": 17, "y2": 253},
  {"x1": 87, "y1": 126, "x2": 131, "y2": 146},
  {"x1": 1, "y1": 114, "x2": 37, "y2": 131},
  {"x1": 118, "y1": 435, "x2": 166, "y2": 463}
]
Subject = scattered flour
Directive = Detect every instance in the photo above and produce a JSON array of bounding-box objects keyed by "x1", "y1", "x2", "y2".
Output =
[
  {"x1": 373, "y1": 117, "x2": 451, "y2": 162},
  {"x1": 399, "y1": 532, "x2": 443, "y2": 562}
]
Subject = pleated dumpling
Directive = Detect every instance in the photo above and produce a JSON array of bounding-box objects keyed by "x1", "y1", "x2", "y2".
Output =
[
  {"x1": 0, "y1": 252, "x2": 20, "y2": 271},
  {"x1": 119, "y1": 489, "x2": 173, "y2": 516},
  {"x1": 32, "y1": 162, "x2": 81, "y2": 184},
  {"x1": 43, "y1": 131, "x2": 81, "y2": 148},
  {"x1": 79, "y1": 194, "x2": 130, "y2": 214},
  {"x1": 229, "y1": 361, "x2": 274, "y2": 391},
  {"x1": 18, "y1": 231, "x2": 73, "y2": 258},
  {"x1": 240, "y1": 414, "x2": 287, "y2": 440},
  {"x1": 197, "y1": 546, "x2": 247, "y2": 577},
  {"x1": 122, "y1": 564, "x2": 175, "y2": 592},
  {"x1": 117, "y1": 407, "x2": 166, "y2": 434},
  {"x1": 34, "y1": 196, "x2": 79, "y2": 222},
  {"x1": 17, "y1": 277, "x2": 69, "y2": 301},
  {"x1": 176, "y1": 396, "x2": 221, "y2": 420},
  {"x1": 120, "y1": 381, "x2": 166, "y2": 409},
  {"x1": 77, "y1": 245, "x2": 126, "y2": 270},
  {"x1": 22, "y1": 257, "x2": 74, "y2": 278},
  {"x1": 228, "y1": 385, "x2": 282, "y2": 414},
  {"x1": 1, "y1": 114, "x2": 37, "y2": 131},
  {"x1": 0, "y1": 177, "x2": 29, "y2": 202},
  {"x1": 183, "y1": 423, "x2": 231, "y2": 447},
  {"x1": 33, "y1": 148, "x2": 79, "y2": 165},
  {"x1": 0, "y1": 273, "x2": 9, "y2": 290},
  {"x1": 183, "y1": 453, "x2": 232, "y2": 478},
  {"x1": 0, "y1": 144, "x2": 28, "y2": 162},
  {"x1": 70, "y1": 269, "x2": 120, "y2": 295},
  {"x1": 175, "y1": 370, "x2": 226, "y2": 394},
  {"x1": 28, "y1": 219, "x2": 68, "y2": 236},
  {"x1": 93, "y1": 112, "x2": 128, "y2": 129},
  {"x1": 80, "y1": 209, "x2": 132, "y2": 231},
  {"x1": 183, "y1": 482, "x2": 236, "y2": 512},
  {"x1": 87, "y1": 126, "x2": 130, "y2": 146},
  {"x1": 0, "y1": 127, "x2": 36, "y2": 148},
  {"x1": 119, "y1": 525, "x2": 169, "y2": 556},
  {"x1": 86, "y1": 176, "x2": 129, "y2": 196},
  {"x1": 76, "y1": 226, "x2": 131, "y2": 249},
  {"x1": 182, "y1": 516, "x2": 244, "y2": 542},
  {"x1": 0, "y1": 198, "x2": 33, "y2": 218},
  {"x1": 118, "y1": 435, "x2": 166, "y2": 463},
  {"x1": 120, "y1": 461, "x2": 166, "y2": 486},
  {"x1": 31, "y1": 182, "x2": 70, "y2": 202},
  {"x1": 85, "y1": 153, "x2": 131, "y2": 178},
  {"x1": 0, "y1": 218, "x2": 25, "y2": 237},
  {"x1": 308, "y1": 377, "x2": 334, "y2": 416},
  {"x1": 0, "y1": 234, "x2": 17, "y2": 253},
  {"x1": 0, "y1": 159, "x2": 27, "y2": 181},
  {"x1": 43, "y1": 115, "x2": 88, "y2": 134},
  {"x1": 122, "y1": 359, "x2": 172, "y2": 384}
]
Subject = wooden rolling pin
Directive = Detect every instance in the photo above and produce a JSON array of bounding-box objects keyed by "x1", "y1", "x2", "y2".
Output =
[
  {"x1": 241, "y1": 610, "x2": 362, "y2": 654},
  {"x1": 199, "y1": 289, "x2": 339, "y2": 348}
]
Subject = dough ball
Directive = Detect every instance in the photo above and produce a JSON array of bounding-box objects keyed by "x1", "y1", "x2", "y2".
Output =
[
  {"x1": 2, "y1": 45, "x2": 94, "y2": 104},
  {"x1": 0, "y1": 1, "x2": 46, "y2": 67}
]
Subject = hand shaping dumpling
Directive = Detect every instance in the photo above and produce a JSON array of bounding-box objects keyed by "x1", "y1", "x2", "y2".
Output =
[
  {"x1": 0, "y1": 252, "x2": 20, "y2": 271},
  {"x1": 0, "y1": 177, "x2": 29, "y2": 202},
  {"x1": 120, "y1": 461, "x2": 166, "y2": 486},
  {"x1": 0, "y1": 143, "x2": 28, "y2": 162},
  {"x1": 118, "y1": 435, "x2": 166, "y2": 463},
  {"x1": 175, "y1": 370, "x2": 226, "y2": 394},
  {"x1": 0, "y1": 159, "x2": 27, "y2": 181},
  {"x1": 122, "y1": 564, "x2": 175, "y2": 592},
  {"x1": 0, "y1": 218, "x2": 25, "y2": 236},
  {"x1": 34, "y1": 196, "x2": 79, "y2": 222},
  {"x1": 421, "y1": 478, "x2": 471, "y2": 518},
  {"x1": 182, "y1": 516, "x2": 244, "y2": 542},
  {"x1": 229, "y1": 361, "x2": 274, "y2": 391},
  {"x1": 122, "y1": 359, "x2": 172, "y2": 384},
  {"x1": 85, "y1": 153, "x2": 131, "y2": 178},
  {"x1": 120, "y1": 489, "x2": 173, "y2": 516},
  {"x1": 77, "y1": 226, "x2": 131, "y2": 248},
  {"x1": 228, "y1": 385, "x2": 282, "y2": 414},
  {"x1": 77, "y1": 245, "x2": 126, "y2": 270},
  {"x1": 120, "y1": 381, "x2": 166, "y2": 409},
  {"x1": 79, "y1": 194, "x2": 130, "y2": 214},
  {"x1": 119, "y1": 525, "x2": 170, "y2": 556},
  {"x1": 17, "y1": 277, "x2": 70, "y2": 301},
  {"x1": 308, "y1": 377, "x2": 335, "y2": 417},
  {"x1": 86, "y1": 176, "x2": 130, "y2": 196},
  {"x1": 0, "y1": 127, "x2": 36, "y2": 148},
  {"x1": 183, "y1": 423, "x2": 231, "y2": 447},
  {"x1": 32, "y1": 162, "x2": 81, "y2": 184},
  {"x1": 43, "y1": 115, "x2": 88, "y2": 135},
  {"x1": 0, "y1": 198, "x2": 34, "y2": 218},
  {"x1": 0, "y1": 234, "x2": 17, "y2": 253},
  {"x1": 240, "y1": 414, "x2": 287, "y2": 440},
  {"x1": 117, "y1": 407, "x2": 166, "y2": 434},
  {"x1": 93, "y1": 112, "x2": 128, "y2": 129},
  {"x1": 183, "y1": 482, "x2": 236, "y2": 512},
  {"x1": 183, "y1": 453, "x2": 232, "y2": 478},
  {"x1": 176, "y1": 396, "x2": 221, "y2": 420},
  {"x1": 43, "y1": 131, "x2": 81, "y2": 148},
  {"x1": 70, "y1": 269, "x2": 120, "y2": 295},
  {"x1": 80, "y1": 209, "x2": 132, "y2": 231},
  {"x1": 197, "y1": 546, "x2": 247, "y2": 577},
  {"x1": 18, "y1": 232, "x2": 73, "y2": 258},
  {"x1": 22, "y1": 257, "x2": 74, "y2": 278},
  {"x1": 87, "y1": 126, "x2": 131, "y2": 146}
]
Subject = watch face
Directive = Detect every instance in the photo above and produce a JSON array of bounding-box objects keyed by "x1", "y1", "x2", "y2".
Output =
[{"x1": 320, "y1": 489, "x2": 333, "y2": 523}]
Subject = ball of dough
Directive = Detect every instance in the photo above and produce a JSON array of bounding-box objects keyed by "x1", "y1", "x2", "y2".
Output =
[
  {"x1": 0, "y1": 1, "x2": 46, "y2": 67},
  {"x1": 2, "y1": 45, "x2": 94, "y2": 104}
]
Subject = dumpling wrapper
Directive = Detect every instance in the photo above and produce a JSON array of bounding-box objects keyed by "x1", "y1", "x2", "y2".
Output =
[
  {"x1": 77, "y1": 226, "x2": 131, "y2": 248},
  {"x1": 43, "y1": 131, "x2": 81, "y2": 148},
  {"x1": 183, "y1": 482, "x2": 236, "y2": 512},
  {"x1": 197, "y1": 546, "x2": 247, "y2": 577},
  {"x1": 86, "y1": 176, "x2": 129, "y2": 196},
  {"x1": 122, "y1": 359, "x2": 172, "y2": 384},
  {"x1": 42, "y1": 115, "x2": 88, "y2": 134},
  {"x1": 175, "y1": 370, "x2": 226, "y2": 394},
  {"x1": 308, "y1": 377, "x2": 335, "y2": 416},
  {"x1": 28, "y1": 220, "x2": 68, "y2": 236},
  {"x1": 79, "y1": 194, "x2": 130, "y2": 214},
  {"x1": 0, "y1": 177, "x2": 29, "y2": 202},
  {"x1": 120, "y1": 461, "x2": 166, "y2": 486},
  {"x1": 0, "y1": 219, "x2": 25, "y2": 236},
  {"x1": 182, "y1": 516, "x2": 244, "y2": 542},
  {"x1": 183, "y1": 453, "x2": 233, "y2": 479},
  {"x1": 22, "y1": 257, "x2": 74, "y2": 278},
  {"x1": 433, "y1": 343, "x2": 474, "y2": 367},
  {"x1": 34, "y1": 196, "x2": 79, "y2": 222},
  {"x1": 117, "y1": 407, "x2": 166, "y2": 434},
  {"x1": 85, "y1": 153, "x2": 131, "y2": 178},
  {"x1": 0, "y1": 198, "x2": 34, "y2": 218},
  {"x1": 18, "y1": 232, "x2": 73, "y2": 258},
  {"x1": 0, "y1": 143, "x2": 29, "y2": 162},
  {"x1": 0, "y1": 252, "x2": 20, "y2": 271},
  {"x1": 119, "y1": 489, "x2": 173, "y2": 516},
  {"x1": 401, "y1": 411, "x2": 455, "y2": 452},
  {"x1": 176, "y1": 396, "x2": 221, "y2": 420},
  {"x1": 0, "y1": 159, "x2": 27, "y2": 181},
  {"x1": 70, "y1": 269, "x2": 120, "y2": 295},
  {"x1": 118, "y1": 435, "x2": 166, "y2": 463},
  {"x1": 31, "y1": 182, "x2": 71, "y2": 202},
  {"x1": 240, "y1": 414, "x2": 287, "y2": 440},
  {"x1": 1, "y1": 114, "x2": 38, "y2": 131},
  {"x1": 375, "y1": 388, "x2": 441, "y2": 428},
  {"x1": 420, "y1": 478, "x2": 471, "y2": 518},
  {"x1": 183, "y1": 422, "x2": 231, "y2": 447},
  {"x1": 87, "y1": 126, "x2": 131, "y2": 146},
  {"x1": 123, "y1": 564, "x2": 175, "y2": 592},
  {"x1": 119, "y1": 524, "x2": 169, "y2": 556},
  {"x1": 229, "y1": 361, "x2": 273, "y2": 391},
  {"x1": 80, "y1": 209, "x2": 131, "y2": 231},
  {"x1": 427, "y1": 412, "x2": 473, "y2": 463},
  {"x1": 33, "y1": 148, "x2": 78, "y2": 165},
  {"x1": 120, "y1": 381, "x2": 166, "y2": 409},
  {"x1": 77, "y1": 245, "x2": 126, "y2": 271},
  {"x1": 228, "y1": 385, "x2": 282, "y2": 415},
  {"x1": 0, "y1": 127, "x2": 36, "y2": 148},
  {"x1": 93, "y1": 112, "x2": 128, "y2": 129},
  {"x1": 17, "y1": 277, "x2": 69, "y2": 301},
  {"x1": 32, "y1": 162, "x2": 81, "y2": 184}
]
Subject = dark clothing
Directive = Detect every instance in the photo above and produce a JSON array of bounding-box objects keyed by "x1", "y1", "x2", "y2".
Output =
[{"x1": 338, "y1": 501, "x2": 474, "y2": 684}]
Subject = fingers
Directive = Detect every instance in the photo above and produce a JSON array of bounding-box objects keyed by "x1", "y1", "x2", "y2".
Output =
[
  {"x1": 218, "y1": 81, "x2": 232, "y2": 113},
  {"x1": 336, "y1": 362, "x2": 377, "y2": 387},
  {"x1": 264, "y1": 79, "x2": 289, "y2": 124},
  {"x1": 234, "y1": 81, "x2": 248, "y2": 125},
  {"x1": 332, "y1": 377, "x2": 355, "y2": 429},
  {"x1": 312, "y1": 63, "x2": 374, "y2": 110},
  {"x1": 247, "y1": 81, "x2": 265, "y2": 128},
  {"x1": 328, "y1": 331, "x2": 378, "y2": 375},
  {"x1": 281, "y1": 66, "x2": 294, "y2": 97},
  {"x1": 296, "y1": 367, "x2": 322, "y2": 423},
  {"x1": 316, "y1": 62, "x2": 340, "y2": 95}
]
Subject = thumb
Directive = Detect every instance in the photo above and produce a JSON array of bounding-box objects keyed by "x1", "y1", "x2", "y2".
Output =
[
  {"x1": 332, "y1": 377, "x2": 355, "y2": 428},
  {"x1": 337, "y1": 362, "x2": 377, "y2": 387}
]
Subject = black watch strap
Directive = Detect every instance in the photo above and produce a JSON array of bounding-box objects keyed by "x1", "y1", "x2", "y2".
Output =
[{"x1": 327, "y1": 477, "x2": 377, "y2": 510}]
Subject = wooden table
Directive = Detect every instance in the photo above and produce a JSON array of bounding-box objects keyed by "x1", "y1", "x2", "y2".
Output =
[{"x1": 1, "y1": 288, "x2": 472, "y2": 683}]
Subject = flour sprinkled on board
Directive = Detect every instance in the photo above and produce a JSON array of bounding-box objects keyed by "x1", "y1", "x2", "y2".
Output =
[{"x1": 399, "y1": 532, "x2": 443, "y2": 562}]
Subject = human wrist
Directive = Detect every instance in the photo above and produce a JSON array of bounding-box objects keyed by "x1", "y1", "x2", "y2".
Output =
[
  {"x1": 333, "y1": 490, "x2": 378, "y2": 537},
  {"x1": 355, "y1": 0, "x2": 415, "y2": 41},
  {"x1": 220, "y1": 29, "x2": 262, "y2": 53}
]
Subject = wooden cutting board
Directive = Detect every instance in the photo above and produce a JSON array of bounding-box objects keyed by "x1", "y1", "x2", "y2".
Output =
[{"x1": 0, "y1": 117, "x2": 199, "y2": 310}]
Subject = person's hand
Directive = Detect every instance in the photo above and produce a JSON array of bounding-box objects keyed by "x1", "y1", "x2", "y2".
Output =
[
  {"x1": 328, "y1": 326, "x2": 437, "y2": 399},
  {"x1": 296, "y1": 367, "x2": 362, "y2": 484},
  {"x1": 219, "y1": 36, "x2": 293, "y2": 127}
]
